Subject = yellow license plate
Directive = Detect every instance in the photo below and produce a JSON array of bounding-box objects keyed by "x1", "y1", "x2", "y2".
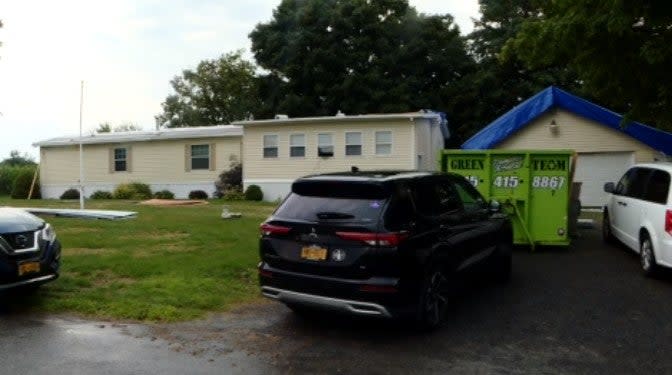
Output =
[
  {"x1": 301, "y1": 246, "x2": 327, "y2": 261},
  {"x1": 18, "y1": 261, "x2": 40, "y2": 276}
]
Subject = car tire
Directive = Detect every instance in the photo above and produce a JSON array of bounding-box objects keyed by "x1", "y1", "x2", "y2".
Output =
[
  {"x1": 415, "y1": 266, "x2": 449, "y2": 331},
  {"x1": 602, "y1": 212, "x2": 616, "y2": 244},
  {"x1": 640, "y1": 233, "x2": 660, "y2": 278},
  {"x1": 490, "y1": 240, "x2": 512, "y2": 283}
]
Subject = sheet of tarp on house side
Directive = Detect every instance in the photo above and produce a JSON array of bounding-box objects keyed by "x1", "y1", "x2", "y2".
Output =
[{"x1": 18, "y1": 208, "x2": 137, "y2": 220}]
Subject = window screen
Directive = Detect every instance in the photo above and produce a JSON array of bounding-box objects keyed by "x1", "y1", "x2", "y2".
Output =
[
  {"x1": 345, "y1": 132, "x2": 362, "y2": 156},
  {"x1": 290, "y1": 134, "x2": 305, "y2": 157},
  {"x1": 191, "y1": 144, "x2": 210, "y2": 170},
  {"x1": 263, "y1": 135, "x2": 278, "y2": 158},
  {"x1": 375, "y1": 131, "x2": 392, "y2": 155},
  {"x1": 114, "y1": 147, "x2": 127, "y2": 172}
]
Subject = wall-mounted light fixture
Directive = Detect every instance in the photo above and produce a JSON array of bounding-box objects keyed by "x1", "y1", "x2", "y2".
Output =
[{"x1": 549, "y1": 119, "x2": 559, "y2": 135}]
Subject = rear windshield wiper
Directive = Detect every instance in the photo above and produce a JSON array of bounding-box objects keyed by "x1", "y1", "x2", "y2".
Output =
[{"x1": 316, "y1": 212, "x2": 355, "y2": 220}]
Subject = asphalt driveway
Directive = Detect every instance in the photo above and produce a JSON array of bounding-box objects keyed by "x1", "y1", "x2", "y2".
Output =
[{"x1": 2, "y1": 224, "x2": 672, "y2": 374}]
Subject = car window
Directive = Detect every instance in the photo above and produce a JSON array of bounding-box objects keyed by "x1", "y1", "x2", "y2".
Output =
[
  {"x1": 412, "y1": 178, "x2": 461, "y2": 216},
  {"x1": 624, "y1": 168, "x2": 651, "y2": 199},
  {"x1": 644, "y1": 170, "x2": 670, "y2": 204},
  {"x1": 384, "y1": 184, "x2": 416, "y2": 231},
  {"x1": 275, "y1": 193, "x2": 386, "y2": 223},
  {"x1": 615, "y1": 169, "x2": 633, "y2": 195},
  {"x1": 452, "y1": 177, "x2": 486, "y2": 213}
]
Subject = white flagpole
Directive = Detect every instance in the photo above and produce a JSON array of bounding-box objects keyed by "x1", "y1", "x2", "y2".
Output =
[{"x1": 78, "y1": 80, "x2": 85, "y2": 210}]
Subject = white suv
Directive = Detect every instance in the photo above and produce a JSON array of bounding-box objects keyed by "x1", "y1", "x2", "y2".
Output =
[{"x1": 603, "y1": 163, "x2": 672, "y2": 276}]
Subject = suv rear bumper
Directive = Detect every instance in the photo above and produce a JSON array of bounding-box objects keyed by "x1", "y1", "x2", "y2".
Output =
[
  {"x1": 259, "y1": 262, "x2": 417, "y2": 318},
  {"x1": 262, "y1": 286, "x2": 393, "y2": 317}
]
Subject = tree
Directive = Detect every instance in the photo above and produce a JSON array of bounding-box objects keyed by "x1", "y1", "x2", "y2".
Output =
[
  {"x1": 95, "y1": 122, "x2": 112, "y2": 133},
  {"x1": 504, "y1": 0, "x2": 672, "y2": 129},
  {"x1": 249, "y1": 0, "x2": 474, "y2": 117},
  {"x1": 449, "y1": 0, "x2": 580, "y2": 142},
  {"x1": 0, "y1": 150, "x2": 36, "y2": 167},
  {"x1": 113, "y1": 122, "x2": 142, "y2": 132},
  {"x1": 157, "y1": 50, "x2": 260, "y2": 127}
]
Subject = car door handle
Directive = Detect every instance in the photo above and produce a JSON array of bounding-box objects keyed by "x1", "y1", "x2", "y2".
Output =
[{"x1": 617, "y1": 201, "x2": 627, "y2": 207}]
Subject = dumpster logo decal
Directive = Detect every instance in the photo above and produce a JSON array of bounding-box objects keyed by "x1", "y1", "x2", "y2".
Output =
[
  {"x1": 493, "y1": 157, "x2": 523, "y2": 172},
  {"x1": 531, "y1": 159, "x2": 567, "y2": 171},
  {"x1": 450, "y1": 159, "x2": 484, "y2": 170}
]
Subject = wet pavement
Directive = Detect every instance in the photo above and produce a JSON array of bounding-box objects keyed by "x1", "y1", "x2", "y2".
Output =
[{"x1": 2, "y1": 225, "x2": 672, "y2": 374}]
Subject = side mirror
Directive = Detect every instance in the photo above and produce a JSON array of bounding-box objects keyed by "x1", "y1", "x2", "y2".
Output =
[
  {"x1": 603, "y1": 182, "x2": 615, "y2": 193},
  {"x1": 489, "y1": 199, "x2": 501, "y2": 213}
]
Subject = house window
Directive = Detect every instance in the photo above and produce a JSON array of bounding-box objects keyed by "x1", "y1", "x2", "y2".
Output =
[
  {"x1": 375, "y1": 131, "x2": 392, "y2": 155},
  {"x1": 345, "y1": 132, "x2": 362, "y2": 156},
  {"x1": 113, "y1": 147, "x2": 127, "y2": 172},
  {"x1": 263, "y1": 135, "x2": 278, "y2": 158},
  {"x1": 290, "y1": 134, "x2": 305, "y2": 157},
  {"x1": 317, "y1": 133, "x2": 333, "y2": 157},
  {"x1": 190, "y1": 144, "x2": 210, "y2": 170}
]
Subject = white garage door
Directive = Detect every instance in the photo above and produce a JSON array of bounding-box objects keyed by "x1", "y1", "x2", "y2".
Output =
[{"x1": 574, "y1": 152, "x2": 634, "y2": 207}]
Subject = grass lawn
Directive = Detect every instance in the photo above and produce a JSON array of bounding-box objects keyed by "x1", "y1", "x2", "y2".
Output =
[{"x1": 1, "y1": 198, "x2": 277, "y2": 322}]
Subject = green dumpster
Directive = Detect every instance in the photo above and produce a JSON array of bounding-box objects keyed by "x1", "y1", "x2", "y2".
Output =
[{"x1": 440, "y1": 150, "x2": 574, "y2": 249}]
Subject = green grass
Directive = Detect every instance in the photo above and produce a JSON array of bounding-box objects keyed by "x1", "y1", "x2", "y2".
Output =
[{"x1": 1, "y1": 198, "x2": 277, "y2": 322}]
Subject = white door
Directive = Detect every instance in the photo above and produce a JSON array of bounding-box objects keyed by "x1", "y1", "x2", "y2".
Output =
[{"x1": 574, "y1": 152, "x2": 635, "y2": 207}]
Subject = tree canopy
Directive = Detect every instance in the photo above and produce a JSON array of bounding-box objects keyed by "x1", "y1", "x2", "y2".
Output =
[
  {"x1": 504, "y1": 0, "x2": 672, "y2": 129},
  {"x1": 0, "y1": 150, "x2": 36, "y2": 167},
  {"x1": 249, "y1": 0, "x2": 473, "y2": 117},
  {"x1": 157, "y1": 51, "x2": 260, "y2": 128}
]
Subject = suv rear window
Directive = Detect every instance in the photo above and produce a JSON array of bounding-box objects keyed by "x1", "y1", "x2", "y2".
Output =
[{"x1": 275, "y1": 194, "x2": 387, "y2": 223}]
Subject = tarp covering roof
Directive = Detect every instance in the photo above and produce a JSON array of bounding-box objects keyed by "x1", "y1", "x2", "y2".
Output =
[{"x1": 462, "y1": 86, "x2": 672, "y2": 155}]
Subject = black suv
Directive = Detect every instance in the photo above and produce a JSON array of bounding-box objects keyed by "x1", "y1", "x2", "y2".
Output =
[{"x1": 258, "y1": 171, "x2": 512, "y2": 329}]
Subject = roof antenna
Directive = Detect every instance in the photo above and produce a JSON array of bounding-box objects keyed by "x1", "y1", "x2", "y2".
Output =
[{"x1": 351, "y1": 166, "x2": 359, "y2": 173}]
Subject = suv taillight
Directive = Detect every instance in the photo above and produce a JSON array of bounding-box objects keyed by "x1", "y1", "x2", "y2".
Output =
[
  {"x1": 335, "y1": 231, "x2": 408, "y2": 246},
  {"x1": 260, "y1": 223, "x2": 291, "y2": 236},
  {"x1": 666, "y1": 210, "x2": 672, "y2": 236}
]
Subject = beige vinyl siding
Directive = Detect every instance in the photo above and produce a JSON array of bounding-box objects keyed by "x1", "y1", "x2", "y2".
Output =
[
  {"x1": 496, "y1": 110, "x2": 659, "y2": 162},
  {"x1": 243, "y1": 120, "x2": 416, "y2": 180},
  {"x1": 40, "y1": 137, "x2": 241, "y2": 186}
]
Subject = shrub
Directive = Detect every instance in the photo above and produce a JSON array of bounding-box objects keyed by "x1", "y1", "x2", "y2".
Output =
[
  {"x1": 214, "y1": 162, "x2": 242, "y2": 198},
  {"x1": 188, "y1": 190, "x2": 208, "y2": 200},
  {"x1": 222, "y1": 190, "x2": 245, "y2": 201},
  {"x1": 153, "y1": 190, "x2": 175, "y2": 199},
  {"x1": 90, "y1": 190, "x2": 113, "y2": 199},
  {"x1": 0, "y1": 165, "x2": 35, "y2": 196},
  {"x1": 244, "y1": 185, "x2": 263, "y2": 201},
  {"x1": 113, "y1": 182, "x2": 152, "y2": 200},
  {"x1": 11, "y1": 168, "x2": 40, "y2": 199},
  {"x1": 60, "y1": 188, "x2": 80, "y2": 200}
]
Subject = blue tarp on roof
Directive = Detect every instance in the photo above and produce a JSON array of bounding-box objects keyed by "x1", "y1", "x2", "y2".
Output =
[{"x1": 462, "y1": 86, "x2": 672, "y2": 155}]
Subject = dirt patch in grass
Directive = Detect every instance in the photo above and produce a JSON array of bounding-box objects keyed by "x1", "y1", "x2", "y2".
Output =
[
  {"x1": 132, "y1": 244, "x2": 199, "y2": 258},
  {"x1": 119, "y1": 231, "x2": 190, "y2": 242},
  {"x1": 57, "y1": 227, "x2": 103, "y2": 234},
  {"x1": 90, "y1": 270, "x2": 137, "y2": 287},
  {"x1": 64, "y1": 247, "x2": 113, "y2": 256}
]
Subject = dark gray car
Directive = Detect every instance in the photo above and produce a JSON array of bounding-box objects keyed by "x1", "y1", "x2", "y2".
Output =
[{"x1": 0, "y1": 207, "x2": 61, "y2": 290}]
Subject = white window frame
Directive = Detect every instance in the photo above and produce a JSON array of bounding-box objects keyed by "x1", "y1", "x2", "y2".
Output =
[
  {"x1": 289, "y1": 133, "x2": 305, "y2": 158},
  {"x1": 190, "y1": 144, "x2": 210, "y2": 170},
  {"x1": 317, "y1": 133, "x2": 334, "y2": 157},
  {"x1": 263, "y1": 134, "x2": 279, "y2": 158},
  {"x1": 345, "y1": 131, "x2": 362, "y2": 156},
  {"x1": 113, "y1": 147, "x2": 128, "y2": 172},
  {"x1": 375, "y1": 130, "x2": 393, "y2": 156}
]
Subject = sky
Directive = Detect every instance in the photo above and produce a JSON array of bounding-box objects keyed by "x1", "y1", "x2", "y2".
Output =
[{"x1": 0, "y1": 0, "x2": 481, "y2": 160}]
